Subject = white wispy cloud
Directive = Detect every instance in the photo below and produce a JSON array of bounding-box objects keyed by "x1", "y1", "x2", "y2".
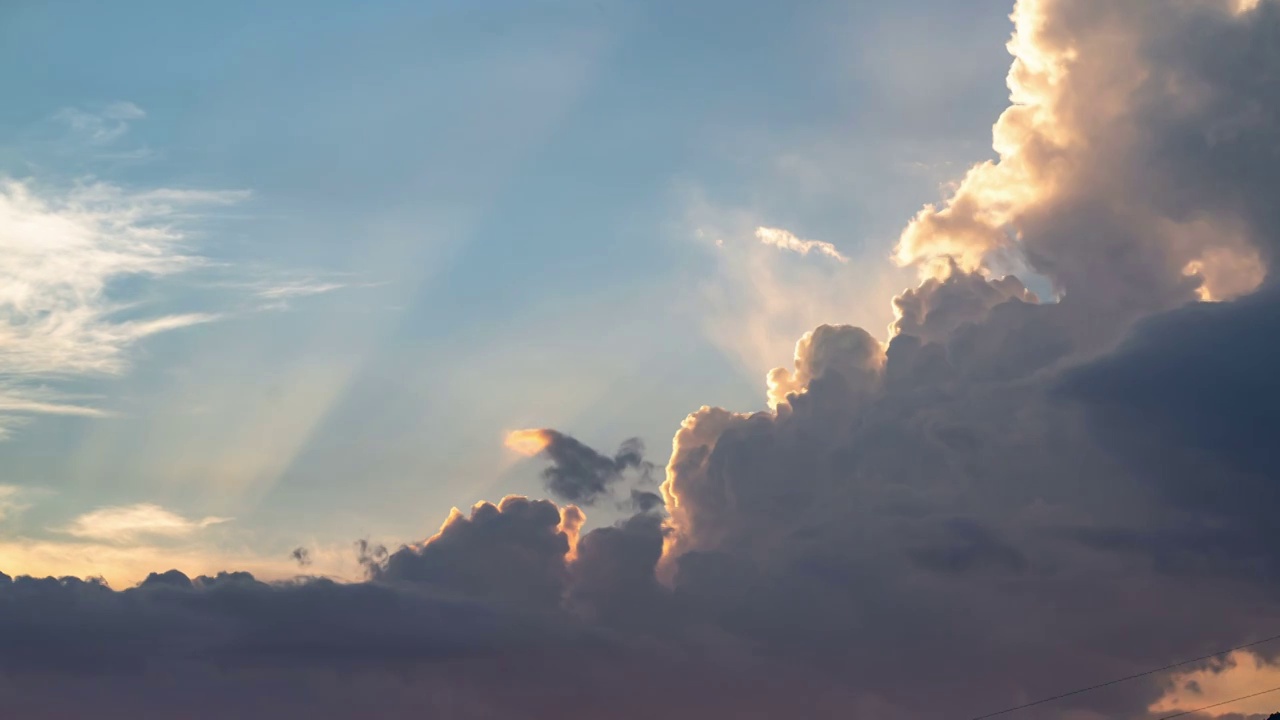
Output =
[
  {"x1": 754, "y1": 226, "x2": 849, "y2": 263},
  {"x1": 53, "y1": 102, "x2": 146, "y2": 145},
  {"x1": 0, "y1": 394, "x2": 109, "y2": 418},
  {"x1": 255, "y1": 280, "x2": 350, "y2": 300},
  {"x1": 0, "y1": 486, "x2": 31, "y2": 523},
  {"x1": 237, "y1": 275, "x2": 387, "y2": 311},
  {"x1": 128, "y1": 187, "x2": 249, "y2": 206},
  {"x1": 59, "y1": 503, "x2": 231, "y2": 543},
  {"x1": 0, "y1": 177, "x2": 248, "y2": 434}
]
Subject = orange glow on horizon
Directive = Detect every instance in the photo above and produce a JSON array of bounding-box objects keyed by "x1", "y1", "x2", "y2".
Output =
[{"x1": 504, "y1": 428, "x2": 552, "y2": 457}]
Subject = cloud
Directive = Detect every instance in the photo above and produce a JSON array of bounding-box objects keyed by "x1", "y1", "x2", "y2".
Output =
[
  {"x1": 0, "y1": 178, "x2": 247, "y2": 434},
  {"x1": 504, "y1": 428, "x2": 553, "y2": 456},
  {"x1": 202, "y1": 274, "x2": 386, "y2": 312},
  {"x1": 255, "y1": 280, "x2": 349, "y2": 300},
  {"x1": 754, "y1": 226, "x2": 849, "y2": 263},
  {"x1": 53, "y1": 102, "x2": 146, "y2": 145},
  {"x1": 889, "y1": 260, "x2": 1038, "y2": 343},
  {"x1": 892, "y1": 0, "x2": 1272, "y2": 321},
  {"x1": 291, "y1": 547, "x2": 312, "y2": 567},
  {"x1": 0, "y1": 388, "x2": 108, "y2": 419},
  {"x1": 8, "y1": 1, "x2": 1280, "y2": 718},
  {"x1": 1152, "y1": 652, "x2": 1280, "y2": 718},
  {"x1": 763, "y1": 323, "x2": 884, "y2": 408},
  {"x1": 505, "y1": 428, "x2": 654, "y2": 505},
  {"x1": 654, "y1": 1, "x2": 1280, "y2": 716},
  {"x1": 0, "y1": 570, "x2": 521, "y2": 677},
  {"x1": 0, "y1": 562, "x2": 868, "y2": 719},
  {"x1": 0, "y1": 486, "x2": 30, "y2": 523},
  {"x1": 377, "y1": 496, "x2": 574, "y2": 608},
  {"x1": 58, "y1": 504, "x2": 231, "y2": 543},
  {"x1": 0, "y1": 382, "x2": 113, "y2": 439},
  {"x1": 0, "y1": 178, "x2": 250, "y2": 376}
]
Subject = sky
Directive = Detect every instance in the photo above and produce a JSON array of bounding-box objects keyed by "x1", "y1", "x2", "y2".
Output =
[
  {"x1": 2, "y1": 0, "x2": 1280, "y2": 718},
  {"x1": 0, "y1": 0, "x2": 1014, "y2": 577}
]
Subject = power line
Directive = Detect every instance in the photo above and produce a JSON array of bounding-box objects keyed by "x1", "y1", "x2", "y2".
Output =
[
  {"x1": 1154, "y1": 683, "x2": 1280, "y2": 719},
  {"x1": 967, "y1": 631, "x2": 1280, "y2": 720}
]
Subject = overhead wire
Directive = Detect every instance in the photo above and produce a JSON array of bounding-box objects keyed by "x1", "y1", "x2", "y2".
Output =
[{"x1": 967, "y1": 631, "x2": 1280, "y2": 719}]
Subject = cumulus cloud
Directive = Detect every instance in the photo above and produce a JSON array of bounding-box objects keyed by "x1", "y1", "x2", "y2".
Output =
[
  {"x1": 59, "y1": 504, "x2": 231, "y2": 543},
  {"x1": 893, "y1": 0, "x2": 1273, "y2": 322},
  {"x1": 890, "y1": 260, "x2": 1038, "y2": 343},
  {"x1": 764, "y1": 323, "x2": 884, "y2": 408},
  {"x1": 377, "y1": 496, "x2": 574, "y2": 608},
  {"x1": 9, "y1": 1, "x2": 1280, "y2": 718},
  {"x1": 754, "y1": 226, "x2": 849, "y2": 263}
]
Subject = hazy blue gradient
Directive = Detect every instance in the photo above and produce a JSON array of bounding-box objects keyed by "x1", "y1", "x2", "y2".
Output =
[{"x1": 0, "y1": 0, "x2": 1014, "y2": 579}]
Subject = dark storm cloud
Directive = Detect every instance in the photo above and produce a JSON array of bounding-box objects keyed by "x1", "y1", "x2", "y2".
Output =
[
  {"x1": 516, "y1": 428, "x2": 656, "y2": 505},
  {"x1": 1061, "y1": 286, "x2": 1280, "y2": 485},
  {"x1": 567, "y1": 512, "x2": 668, "y2": 628},
  {"x1": 625, "y1": 489, "x2": 664, "y2": 513},
  {"x1": 0, "y1": 571, "x2": 515, "y2": 675},
  {"x1": 1060, "y1": 285, "x2": 1280, "y2": 583},
  {"x1": 906, "y1": 517, "x2": 1029, "y2": 575}
]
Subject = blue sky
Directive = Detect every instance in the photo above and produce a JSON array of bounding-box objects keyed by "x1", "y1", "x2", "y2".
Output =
[{"x1": 0, "y1": 0, "x2": 1015, "y2": 583}]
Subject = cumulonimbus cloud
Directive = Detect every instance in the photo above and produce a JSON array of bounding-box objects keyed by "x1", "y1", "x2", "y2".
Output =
[{"x1": 6, "y1": 1, "x2": 1280, "y2": 718}]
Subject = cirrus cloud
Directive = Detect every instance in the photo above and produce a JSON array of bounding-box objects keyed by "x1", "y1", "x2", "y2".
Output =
[{"x1": 0, "y1": 178, "x2": 246, "y2": 434}]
